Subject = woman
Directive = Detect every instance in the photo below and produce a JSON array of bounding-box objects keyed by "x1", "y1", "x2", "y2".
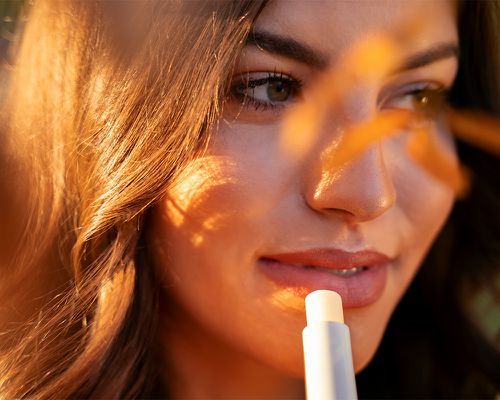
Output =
[{"x1": 0, "y1": 0, "x2": 498, "y2": 398}]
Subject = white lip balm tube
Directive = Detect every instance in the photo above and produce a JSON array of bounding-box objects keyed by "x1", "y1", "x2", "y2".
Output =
[{"x1": 302, "y1": 290, "x2": 358, "y2": 400}]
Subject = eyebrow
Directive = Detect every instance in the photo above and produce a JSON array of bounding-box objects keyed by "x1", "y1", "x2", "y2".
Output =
[
  {"x1": 247, "y1": 30, "x2": 329, "y2": 69},
  {"x1": 246, "y1": 30, "x2": 459, "y2": 72},
  {"x1": 397, "y1": 42, "x2": 459, "y2": 72}
]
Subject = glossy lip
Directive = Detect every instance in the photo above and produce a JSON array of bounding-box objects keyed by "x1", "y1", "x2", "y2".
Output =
[{"x1": 257, "y1": 248, "x2": 391, "y2": 308}]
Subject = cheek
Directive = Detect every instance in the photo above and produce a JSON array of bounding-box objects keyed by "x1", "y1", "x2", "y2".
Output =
[
  {"x1": 386, "y1": 127, "x2": 456, "y2": 241},
  {"x1": 148, "y1": 149, "x2": 286, "y2": 297},
  {"x1": 150, "y1": 155, "x2": 250, "y2": 272},
  {"x1": 148, "y1": 133, "x2": 315, "y2": 376},
  {"x1": 388, "y1": 133, "x2": 456, "y2": 300}
]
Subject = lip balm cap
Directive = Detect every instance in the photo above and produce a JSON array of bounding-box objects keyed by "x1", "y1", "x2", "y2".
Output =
[{"x1": 305, "y1": 290, "x2": 344, "y2": 325}]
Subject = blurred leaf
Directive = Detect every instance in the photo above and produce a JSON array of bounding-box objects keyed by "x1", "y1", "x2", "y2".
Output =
[
  {"x1": 407, "y1": 126, "x2": 469, "y2": 196},
  {"x1": 447, "y1": 109, "x2": 500, "y2": 156},
  {"x1": 324, "y1": 110, "x2": 411, "y2": 171}
]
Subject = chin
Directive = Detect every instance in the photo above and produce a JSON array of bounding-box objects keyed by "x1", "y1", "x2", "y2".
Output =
[
  {"x1": 257, "y1": 329, "x2": 384, "y2": 381},
  {"x1": 353, "y1": 345, "x2": 379, "y2": 374},
  {"x1": 350, "y1": 318, "x2": 388, "y2": 374}
]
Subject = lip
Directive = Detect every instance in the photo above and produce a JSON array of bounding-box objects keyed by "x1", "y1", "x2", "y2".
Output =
[{"x1": 257, "y1": 248, "x2": 390, "y2": 308}]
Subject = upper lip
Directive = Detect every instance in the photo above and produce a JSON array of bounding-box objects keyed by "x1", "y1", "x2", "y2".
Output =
[{"x1": 261, "y1": 248, "x2": 391, "y2": 270}]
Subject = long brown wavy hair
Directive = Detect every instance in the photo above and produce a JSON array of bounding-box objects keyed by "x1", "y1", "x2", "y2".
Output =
[
  {"x1": 0, "y1": 0, "x2": 498, "y2": 398},
  {"x1": 0, "y1": 1, "x2": 266, "y2": 398}
]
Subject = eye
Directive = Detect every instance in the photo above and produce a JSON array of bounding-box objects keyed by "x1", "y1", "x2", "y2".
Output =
[
  {"x1": 259, "y1": 79, "x2": 292, "y2": 102},
  {"x1": 381, "y1": 82, "x2": 448, "y2": 117},
  {"x1": 230, "y1": 71, "x2": 303, "y2": 112}
]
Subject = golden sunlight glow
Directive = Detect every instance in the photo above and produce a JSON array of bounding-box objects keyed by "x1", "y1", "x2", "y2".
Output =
[
  {"x1": 190, "y1": 232, "x2": 205, "y2": 247},
  {"x1": 280, "y1": 36, "x2": 400, "y2": 160},
  {"x1": 323, "y1": 110, "x2": 412, "y2": 172},
  {"x1": 93, "y1": 266, "x2": 135, "y2": 337},
  {"x1": 166, "y1": 157, "x2": 237, "y2": 227},
  {"x1": 447, "y1": 109, "x2": 500, "y2": 156},
  {"x1": 270, "y1": 288, "x2": 306, "y2": 313},
  {"x1": 279, "y1": 29, "x2": 499, "y2": 198}
]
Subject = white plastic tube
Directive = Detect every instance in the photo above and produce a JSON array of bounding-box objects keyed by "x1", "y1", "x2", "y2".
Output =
[{"x1": 302, "y1": 290, "x2": 358, "y2": 400}]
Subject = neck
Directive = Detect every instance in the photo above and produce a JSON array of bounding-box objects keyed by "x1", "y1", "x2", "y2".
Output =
[{"x1": 157, "y1": 302, "x2": 305, "y2": 399}]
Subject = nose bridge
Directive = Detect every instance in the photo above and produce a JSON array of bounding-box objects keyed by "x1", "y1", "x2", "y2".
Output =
[{"x1": 305, "y1": 141, "x2": 397, "y2": 222}]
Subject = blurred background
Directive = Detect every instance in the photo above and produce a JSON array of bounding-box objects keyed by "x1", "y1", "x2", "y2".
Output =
[{"x1": 1, "y1": 1, "x2": 24, "y2": 96}]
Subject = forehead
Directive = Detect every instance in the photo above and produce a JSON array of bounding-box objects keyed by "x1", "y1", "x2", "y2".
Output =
[{"x1": 254, "y1": 0, "x2": 458, "y2": 60}]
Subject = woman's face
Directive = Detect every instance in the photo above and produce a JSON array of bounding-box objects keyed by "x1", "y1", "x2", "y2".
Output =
[{"x1": 150, "y1": 0, "x2": 458, "y2": 376}]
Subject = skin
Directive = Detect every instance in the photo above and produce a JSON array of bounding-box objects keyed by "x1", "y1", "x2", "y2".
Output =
[{"x1": 150, "y1": 1, "x2": 459, "y2": 398}]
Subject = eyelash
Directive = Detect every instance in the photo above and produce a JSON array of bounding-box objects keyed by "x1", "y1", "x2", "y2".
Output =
[
  {"x1": 229, "y1": 71, "x2": 449, "y2": 116},
  {"x1": 229, "y1": 70, "x2": 303, "y2": 112}
]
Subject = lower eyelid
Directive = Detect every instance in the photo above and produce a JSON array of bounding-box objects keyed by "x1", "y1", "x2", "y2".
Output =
[{"x1": 229, "y1": 92, "x2": 287, "y2": 114}]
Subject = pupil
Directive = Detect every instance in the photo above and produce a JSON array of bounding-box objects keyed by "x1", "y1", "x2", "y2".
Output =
[
  {"x1": 413, "y1": 89, "x2": 445, "y2": 117},
  {"x1": 267, "y1": 80, "x2": 290, "y2": 102}
]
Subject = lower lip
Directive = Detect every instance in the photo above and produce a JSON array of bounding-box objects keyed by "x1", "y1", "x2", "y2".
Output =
[{"x1": 257, "y1": 259, "x2": 388, "y2": 308}]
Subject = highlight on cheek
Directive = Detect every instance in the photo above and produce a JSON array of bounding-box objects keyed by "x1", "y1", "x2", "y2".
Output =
[
  {"x1": 166, "y1": 157, "x2": 238, "y2": 220},
  {"x1": 162, "y1": 157, "x2": 240, "y2": 238},
  {"x1": 162, "y1": 157, "x2": 244, "y2": 249}
]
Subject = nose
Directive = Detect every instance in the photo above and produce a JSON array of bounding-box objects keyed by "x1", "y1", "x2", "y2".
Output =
[{"x1": 304, "y1": 142, "x2": 396, "y2": 223}]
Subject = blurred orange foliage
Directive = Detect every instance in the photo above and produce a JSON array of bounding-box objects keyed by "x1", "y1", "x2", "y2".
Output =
[{"x1": 280, "y1": 31, "x2": 499, "y2": 199}]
